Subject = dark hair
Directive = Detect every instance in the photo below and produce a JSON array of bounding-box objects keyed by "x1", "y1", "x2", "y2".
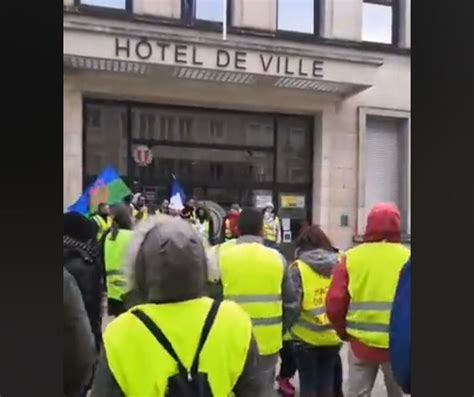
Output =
[
  {"x1": 109, "y1": 206, "x2": 133, "y2": 241},
  {"x1": 64, "y1": 212, "x2": 98, "y2": 243},
  {"x1": 238, "y1": 209, "x2": 263, "y2": 236},
  {"x1": 296, "y1": 225, "x2": 335, "y2": 253},
  {"x1": 98, "y1": 202, "x2": 109, "y2": 211}
]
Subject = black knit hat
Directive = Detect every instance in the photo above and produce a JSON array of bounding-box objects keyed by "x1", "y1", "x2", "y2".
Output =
[{"x1": 63, "y1": 212, "x2": 98, "y2": 243}]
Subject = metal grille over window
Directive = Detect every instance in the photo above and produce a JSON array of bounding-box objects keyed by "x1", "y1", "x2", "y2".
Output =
[{"x1": 365, "y1": 116, "x2": 409, "y2": 233}]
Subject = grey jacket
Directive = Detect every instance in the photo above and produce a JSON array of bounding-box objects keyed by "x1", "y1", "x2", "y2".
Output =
[
  {"x1": 63, "y1": 269, "x2": 96, "y2": 397},
  {"x1": 207, "y1": 235, "x2": 299, "y2": 335},
  {"x1": 290, "y1": 248, "x2": 340, "y2": 321}
]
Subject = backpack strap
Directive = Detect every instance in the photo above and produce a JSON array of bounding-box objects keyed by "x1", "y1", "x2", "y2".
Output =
[
  {"x1": 131, "y1": 299, "x2": 221, "y2": 379},
  {"x1": 131, "y1": 309, "x2": 188, "y2": 376},
  {"x1": 190, "y1": 299, "x2": 221, "y2": 376}
]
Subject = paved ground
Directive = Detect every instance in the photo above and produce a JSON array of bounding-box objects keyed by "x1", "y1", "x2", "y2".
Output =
[
  {"x1": 103, "y1": 314, "x2": 407, "y2": 396},
  {"x1": 282, "y1": 344, "x2": 405, "y2": 397}
]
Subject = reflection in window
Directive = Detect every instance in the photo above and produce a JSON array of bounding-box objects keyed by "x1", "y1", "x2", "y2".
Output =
[
  {"x1": 277, "y1": 118, "x2": 311, "y2": 184},
  {"x1": 85, "y1": 103, "x2": 128, "y2": 178},
  {"x1": 362, "y1": 1, "x2": 394, "y2": 44},
  {"x1": 87, "y1": 107, "x2": 102, "y2": 129},
  {"x1": 150, "y1": 146, "x2": 274, "y2": 184},
  {"x1": 277, "y1": 0, "x2": 314, "y2": 34},
  {"x1": 210, "y1": 120, "x2": 224, "y2": 140},
  {"x1": 80, "y1": 0, "x2": 127, "y2": 9},
  {"x1": 160, "y1": 117, "x2": 175, "y2": 140},
  {"x1": 179, "y1": 118, "x2": 193, "y2": 141},
  {"x1": 195, "y1": 0, "x2": 224, "y2": 22}
]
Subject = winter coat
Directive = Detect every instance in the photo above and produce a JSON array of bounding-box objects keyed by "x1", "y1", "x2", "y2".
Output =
[
  {"x1": 326, "y1": 203, "x2": 408, "y2": 363},
  {"x1": 222, "y1": 211, "x2": 240, "y2": 241},
  {"x1": 390, "y1": 260, "x2": 411, "y2": 394},
  {"x1": 92, "y1": 216, "x2": 264, "y2": 397},
  {"x1": 64, "y1": 236, "x2": 103, "y2": 351},
  {"x1": 64, "y1": 269, "x2": 96, "y2": 397}
]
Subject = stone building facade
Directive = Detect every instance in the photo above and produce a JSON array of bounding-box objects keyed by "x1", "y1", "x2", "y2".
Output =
[{"x1": 63, "y1": 0, "x2": 410, "y2": 249}]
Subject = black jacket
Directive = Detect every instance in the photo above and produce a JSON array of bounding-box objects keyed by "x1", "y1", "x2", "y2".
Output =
[
  {"x1": 64, "y1": 236, "x2": 103, "y2": 351},
  {"x1": 64, "y1": 269, "x2": 96, "y2": 397}
]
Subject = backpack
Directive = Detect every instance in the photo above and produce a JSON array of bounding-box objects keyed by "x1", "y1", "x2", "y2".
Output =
[
  {"x1": 389, "y1": 260, "x2": 411, "y2": 394},
  {"x1": 131, "y1": 300, "x2": 221, "y2": 397}
]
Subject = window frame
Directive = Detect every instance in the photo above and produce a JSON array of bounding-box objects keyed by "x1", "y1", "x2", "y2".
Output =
[
  {"x1": 181, "y1": 0, "x2": 232, "y2": 29},
  {"x1": 362, "y1": 0, "x2": 400, "y2": 46},
  {"x1": 74, "y1": 0, "x2": 132, "y2": 13},
  {"x1": 83, "y1": 97, "x2": 314, "y2": 216},
  {"x1": 276, "y1": 0, "x2": 321, "y2": 38}
]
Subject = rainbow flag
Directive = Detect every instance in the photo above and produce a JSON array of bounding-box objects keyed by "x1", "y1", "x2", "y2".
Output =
[{"x1": 68, "y1": 166, "x2": 132, "y2": 216}]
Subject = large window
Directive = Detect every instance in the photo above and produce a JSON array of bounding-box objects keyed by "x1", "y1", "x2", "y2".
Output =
[
  {"x1": 85, "y1": 101, "x2": 313, "y2": 210},
  {"x1": 362, "y1": 0, "x2": 397, "y2": 44},
  {"x1": 183, "y1": 0, "x2": 226, "y2": 23},
  {"x1": 79, "y1": 0, "x2": 129, "y2": 10},
  {"x1": 277, "y1": 0, "x2": 316, "y2": 34}
]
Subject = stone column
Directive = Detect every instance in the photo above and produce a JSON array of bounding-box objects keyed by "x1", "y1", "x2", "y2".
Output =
[{"x1": 63, "y1": 82, "x2": 83, "y2": 210}]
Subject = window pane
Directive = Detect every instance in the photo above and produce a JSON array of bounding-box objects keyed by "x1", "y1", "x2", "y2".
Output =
[
  {"x1": 80, "y1": 0, "x2": 126, "y2": 9},
  {"x1": 131, "y1": 107, "x2": 273, "y2": 147},
  {"x1": 278, "y1": 0, "x2": 314, "y2": 34},
  {"x1": 362, "y1": 3, "x2": 393, "y2": 44},
  {"x1": 196, "y1": 0, "x2": 224, "y2": 22},
  {"x1": 276, "y1": 117, "x2": 312, "y2": 184},
  {"x1": 85, "y1": 104, "x2": 128, "y2": 179},
  {"x1": 144, "y1": 146, "x2": 274, "y2": 184}
]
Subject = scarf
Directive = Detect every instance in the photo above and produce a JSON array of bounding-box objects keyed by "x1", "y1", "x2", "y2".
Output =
[{"x1": 63, "y1": 235, "x2": 99, "y2": 263}]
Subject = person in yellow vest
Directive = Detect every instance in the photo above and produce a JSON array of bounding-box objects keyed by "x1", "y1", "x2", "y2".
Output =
[
  {"x1": 326, "y1": 203, "x2": 410, "y2": 397},
  {"x1": 263, "y1": 203, "x2": 281, "y2": 249},
  {"x1": 91, "y1": 215, "x2": 263, "y2": 397},
  {"x1": 214, "y1": 209, "x2": 299, "y2": 397},
  {"x1": 194, "y1": 206, "x2": 214, "y2": 247},
  {"x1": 100, "y1": 206, "x2": 134, "y2": 318},
  {"x1": 131, "y1": 193, "x2": 149, "y2": 223},
  {"x1": 289, "y1": 225, "x2": 344, "y2": 397},
  {"x1": 91, "y1": 203, "x2": 113, "y2": 241}
]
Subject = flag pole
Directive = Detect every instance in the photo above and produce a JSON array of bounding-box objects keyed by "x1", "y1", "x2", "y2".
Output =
[{"x1": 222, "y1": 0, "x2": 227, "y2": 41}]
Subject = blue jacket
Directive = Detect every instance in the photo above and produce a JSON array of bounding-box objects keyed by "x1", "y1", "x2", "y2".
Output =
[{"x1": 389, "y1": 259, "x2": 411, "y2": 394}]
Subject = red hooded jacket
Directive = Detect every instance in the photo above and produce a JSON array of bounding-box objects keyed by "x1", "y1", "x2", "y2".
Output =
[
  {"x1": 326, "y1": 203, "x2": 404, "y2": 363},
  {"x1": 223, "y1": 211, "x2": 240, "y2": 239}
]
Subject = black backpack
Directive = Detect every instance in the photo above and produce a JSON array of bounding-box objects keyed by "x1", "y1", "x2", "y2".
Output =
[{"x1": 131, "y1": 300, "x2": 221, "y2": 397}]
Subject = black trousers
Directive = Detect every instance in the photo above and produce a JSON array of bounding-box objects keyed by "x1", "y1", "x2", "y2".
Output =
[{"x1": 279, "y1": 341, "x2": 298, "y2": 378}]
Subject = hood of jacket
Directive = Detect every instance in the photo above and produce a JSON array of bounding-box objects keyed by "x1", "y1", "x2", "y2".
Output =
[
  {"x1": 364, "y1": 203, "x2": 402, "y2": 243},
  {"x1": 126, "y1": 215, "x2": 207, "y2": 304},
  {"x1": 296, "y1": 248, "x2": 339, "y2": 278}
]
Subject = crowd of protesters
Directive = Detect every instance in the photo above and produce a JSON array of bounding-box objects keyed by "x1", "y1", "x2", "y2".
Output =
[{"x1": 64, "y1": 193, "x2": 410, "y2": 397}]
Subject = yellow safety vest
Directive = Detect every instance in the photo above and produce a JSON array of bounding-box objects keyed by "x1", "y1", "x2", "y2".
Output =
[
  {"x1": 104, "y1": 230, "x2": 134, "y2": 302},
  {"x1": 346, "y1": 242, "x2": 410, "y2": 349},
  {"x1": 92, "y1": 215, "x2": 112, "y2": 241},
  {"x1": 289, "y1": 260, "x2": 341, "y2": 346},
  {"x1": 132, "y1": 207, "x2": 149, "y2": 222},
  {"x1": 103, "y1": 297, "x2": 252, "y2": 397},
  {"x1": 219, "y1": 242, "x2": 284, "y2": 356},
  {"x1": 263, "y1": 217, "x2": 280, "y2": 242}
]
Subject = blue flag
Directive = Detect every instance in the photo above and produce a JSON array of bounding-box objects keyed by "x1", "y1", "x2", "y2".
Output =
[
  {"x1": 68, "y1": 166, "x2": 132, "y2": 216},
  {"x1": 170, "y1": 178, "x2": 186, "y2": 211}
]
